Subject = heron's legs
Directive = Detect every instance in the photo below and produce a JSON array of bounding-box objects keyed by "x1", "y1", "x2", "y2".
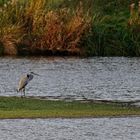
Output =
[
  {"x1": 23, "y1": 88, "x2": 25, "y2": 97},
  {"x1": 21, "y1": 88, "x2": 25, "y2": 97}
]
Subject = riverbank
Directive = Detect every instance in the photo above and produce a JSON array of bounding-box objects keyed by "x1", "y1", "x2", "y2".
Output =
[
  {"x1": 1, "y1": 0, "x2": 140, "y2": 56},
  {"x1": 0, "y1": 96, "x2": 140, "y2": 119}
]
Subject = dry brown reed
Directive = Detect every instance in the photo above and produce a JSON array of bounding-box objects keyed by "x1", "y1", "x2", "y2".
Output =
[
  {"x1": 0, "y1": 0, "x2": 91, "y2": 55},
  {"x1": 0, "y1": 25, "x2": 24, "y2": 55},
  {"x1": 0, "y1": 0, "x2": 25, "y2": 55},
  {"x1": 128, "y1": 2, "x2": 140, "y2": 26},
  {"x1": 25, "y1": 1, "x2": 91, "y2": 55}
]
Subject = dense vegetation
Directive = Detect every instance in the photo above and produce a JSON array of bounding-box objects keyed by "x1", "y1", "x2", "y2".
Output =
[
  {"x1": 0, "y1": 96, "x2": 139, "y2": 118},
  {"x1": 0, "y1": 0, "x2": 140, "y2": 56}
]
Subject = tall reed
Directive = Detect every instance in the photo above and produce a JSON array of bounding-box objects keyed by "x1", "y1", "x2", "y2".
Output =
[
  {"x1": 21, "y1": 0, "x2": 91, "y2": 55},
  {"x1": 0, "y1": 0, "x2": 25, "y2": 55},
  {"x1": 1, "y1": 0, "x2": 140, "y2": 56},
  {"x1": 0, "y1": 0, "x2": 91, "y2": 55}
]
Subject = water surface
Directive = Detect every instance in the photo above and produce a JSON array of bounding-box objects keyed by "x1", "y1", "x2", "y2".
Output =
[
  {"x1": 0, "y1": 57, "x2": 140, "y2": 101},
  {"x1": 0, "y1": 117, "x2": 139, "y2": 140}
]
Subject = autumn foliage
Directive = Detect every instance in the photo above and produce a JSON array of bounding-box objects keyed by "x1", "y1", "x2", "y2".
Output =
[{"x1": 0, "y1": 0, "x2": 91, "y2": 55}]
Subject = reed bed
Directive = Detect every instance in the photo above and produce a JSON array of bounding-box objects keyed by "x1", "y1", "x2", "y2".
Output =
[
  {"x1": 1, "y1": 0, "x2": 140, "y2": 56},
  {"x1": 82, "y1": 0, "x2": 140, "y2": 56},
  {"x1": 0, "y1": 0, "x2": 91, "y2": 55}
]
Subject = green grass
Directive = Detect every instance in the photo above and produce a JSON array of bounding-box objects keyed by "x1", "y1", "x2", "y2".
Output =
[{"x1": 0, "y1": 96, "x2": 139, "y2": 119}]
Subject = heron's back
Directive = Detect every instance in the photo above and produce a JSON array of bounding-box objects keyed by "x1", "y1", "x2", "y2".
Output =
[{"x1": 18, "y1": 75, "x2": 28, "y2": 91}]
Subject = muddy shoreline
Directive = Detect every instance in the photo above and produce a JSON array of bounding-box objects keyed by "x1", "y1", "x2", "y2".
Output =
[{"x1": 12, "y1": 95, "x2": 140, "y2": 107}]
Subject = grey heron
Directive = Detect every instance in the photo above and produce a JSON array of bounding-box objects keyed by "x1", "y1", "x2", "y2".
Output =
[{"x1": 17, "y1": 72, "x2": 39, "y2": 97}]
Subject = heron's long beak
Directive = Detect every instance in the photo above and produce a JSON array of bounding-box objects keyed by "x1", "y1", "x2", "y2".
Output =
[{"x1": 32, "y1": 72, "x2": 40, "y2": 76}]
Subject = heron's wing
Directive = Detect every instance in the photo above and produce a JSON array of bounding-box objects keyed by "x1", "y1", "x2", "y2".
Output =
[{"x1": 18, "y1": 75, "x2": 28, "y2": 91}]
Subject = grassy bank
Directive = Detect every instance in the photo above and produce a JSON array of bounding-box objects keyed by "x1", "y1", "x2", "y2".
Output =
[
  {"x1": 1, "y1": 0, "x2": 140, "y2": 56},
  {"x1": 0, "y1": 96, "x2": 140, "y2": 119}
]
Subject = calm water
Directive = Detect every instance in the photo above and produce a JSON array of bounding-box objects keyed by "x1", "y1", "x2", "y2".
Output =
[
  {"x1": 0, "y1": 57, "x2": 140, "y2": 101},
  {"x1": 0, "y1": 117, "x2": 139, "y2": 140}
]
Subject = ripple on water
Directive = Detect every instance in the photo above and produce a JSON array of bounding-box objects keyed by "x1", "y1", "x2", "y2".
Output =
[{"x1": 0, "y1": 117, "x2": 140, "y2": 140}]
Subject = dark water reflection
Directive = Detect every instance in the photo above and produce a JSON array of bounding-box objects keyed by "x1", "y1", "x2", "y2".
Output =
[
  {"x1": 0, "y1": 117, "x2": 140, "y2": 140},
  {"x1": 0, "y1": 57, "x2": 140, "y2": 101}
]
